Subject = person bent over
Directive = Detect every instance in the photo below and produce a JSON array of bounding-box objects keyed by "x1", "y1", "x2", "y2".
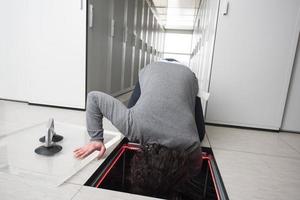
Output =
[{"x1": 74, "y1": 60, "x2": 205, "y2": 199}]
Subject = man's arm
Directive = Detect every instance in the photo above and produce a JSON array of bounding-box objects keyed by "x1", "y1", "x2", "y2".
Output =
[{"x1": 75, "y1": 91, "x2": 132, "y2": 159}]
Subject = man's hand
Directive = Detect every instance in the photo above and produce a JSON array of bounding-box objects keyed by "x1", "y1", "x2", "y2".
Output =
[{"x1": 74, "y1": 141, "x2": 106, "y2": 159}]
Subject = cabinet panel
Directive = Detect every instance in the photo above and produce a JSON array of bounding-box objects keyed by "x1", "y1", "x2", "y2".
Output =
[
  {"x1": 0, "y1": 0, "x2": 29, "y2": 101},
  {"x1": 152, "y1": 18, "x2": 157, "y2": 62},
  {"x1": 110, "y1": 0, "x2": 126, "y2": 94},
  {"x1": 140, "y1": 1, "x2": 148, "y2": 69},
  {"x1": 282, "y1": 33, "x2": 300, "y2": 132},
  {"x1": 87, "y1": 0, "x2": 112, "y2": 94},
  {"x1": 133, "y1": 0, "x2": 143, "y2": 84},
  {"x1": 190, "y1": 0, "x2": 220, "y2": 113},
  {"x1": 141, "y1": 1, "x2": 148, "y2": 43},
  {"x1": 206, "y1": 0, "x2": 300, "y2": 129},
  {"x1": 157, "y1": 26, "x2": 162, "y2": 57},
  {"x1": 146, "y1": 10, "x2": 153, "y2": 65},
  {"x1": 124, "y1": 0, "x2": 136, "y2": 89},
  {"x1": 147, "y1": 10, "x2": 153, "y2": 46},
  {"x1": 140, "y1": 47, "x2": 145, "y2": 70},
  {"x1": 28, "y1": 0, "x2": 86, "y2": 109}
]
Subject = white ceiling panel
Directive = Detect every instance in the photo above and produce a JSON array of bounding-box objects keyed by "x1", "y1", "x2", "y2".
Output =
[
  {"x1": 151, "y1": 0, "x2": 200, "y2": 30},
  {"x1": 167, "y1": 0, "x2": 197, "y2": 8},
  {"x1": 166, "y1": 8, "x2": 196, "y2": 16}
]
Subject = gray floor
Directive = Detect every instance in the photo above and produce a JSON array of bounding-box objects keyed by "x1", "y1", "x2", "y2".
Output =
[
  {"x1": 0, "y1": 99, "x2": 300, "y2": 199},
  {"x1": 206, "y1": 125, "x2": 300, "y2": 200}
]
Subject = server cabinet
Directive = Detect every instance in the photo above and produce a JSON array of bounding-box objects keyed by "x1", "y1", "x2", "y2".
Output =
[
  {"x1": 159, "y1": 26, "x2": 165, "y2": 59},
  {"x1": 281, "y1": 34, "x2": 300, "y2": 133},
  {"x1": 0, "y1": 0, "x2": 86, "y2": 108},
  {"x1": 159, "y1": 26, "x2": 163, "y2": 58},
  {"x1": 0, "y1": 0, "x2": 165, "y2": 109},
  {"x1": 156, "y1": 18, "x2": 160, "y2": 61},
  {"x1": 28, "y1": 0, "x2": 87, "y2": 108},
  {"x1": 152, "y1": 17, "x2": 158, "y2": 62},
  {"x1": 87, "y1": 0, "x2": 112, "y2": 94},
  {"x1": 145, "y1": 10, "x2": 153, "y2": 65},
  {"x1": 206, "y1": 0, "x2": 300, "y2": 130},
  {"x1": 0, "y1": 0, "x2": 29, "y2": 102},
  {"x1": 110, "y1": 0, "x2": 126, "y2": 94},
  {"x1": 156, "y1": 25, "x2": 162, "y2": 59},
  {"x1": 141, "y1": 2, "x2": 149, "y2": 69},
  {"x1": 133, "y1": 0, "x2": 143, "y2": 84},
  {"x1": 190, "y1": 0, "x2": 219, "y2": 113},
  {"x1": 123, "y1": 0, "x2": 136, "y2": 90}
]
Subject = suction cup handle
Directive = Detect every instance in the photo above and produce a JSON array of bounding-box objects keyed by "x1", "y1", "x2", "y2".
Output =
[
  {"x1": 45, "y1": 129, "x2": 53, "y2": 147},
  {"x1": 45, "y1": 118, "x2": 55, "y2": 147}
]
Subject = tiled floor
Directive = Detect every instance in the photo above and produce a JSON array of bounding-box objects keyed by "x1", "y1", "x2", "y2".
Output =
[
  {"x1": 0, "y1": 99, "x2": 300, "y2": 199},
  {"x1": 73, "y1": 186, "x2": 160, "y2": 200},
  {"x1": 206, "y1": 125, "x2": 300, "y2": 200},
  {"x1": 0, "y1": 100, "x2": 119, "y2": 136},
  {"x1": 0, "y1": 172, "x2": 81, "y2": 200}
]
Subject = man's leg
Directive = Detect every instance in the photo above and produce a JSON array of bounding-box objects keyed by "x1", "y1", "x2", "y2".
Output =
[
  {"x1": 195, "y1": 96, "x2": 206, "y2": 142},
  {"x1": 86, "y1": 91, "x2": 131, "y2": 141},
  {"x1": 127, "y1": 81, "x2": 141, "y2": 108}
]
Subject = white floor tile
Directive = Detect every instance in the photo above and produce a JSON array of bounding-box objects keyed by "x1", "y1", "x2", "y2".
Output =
[
  {"x1": 0, "y1": 121, "x2": 44, "y2": 138},
  {"x1": 0, "y1": 121, "x2": 121, "y2": 186},
  {"x1": 73, "y1": 186, "x2": 162, "y2": 200},
  {"x1": 201, "y1": 133, "x2": 210, "y2": 147},
  {"x1": 0, "y1": 100, "x2": 120, "y2": 132},
  {"x1": 0, "y1": 172, "x2": 81, "y2": 200},
  {"x1": 0, "y1": 100, "x2": 27, "y2": 111},
  {"x1": 279, "y1": 131, "x2": 300, "y2": 154},
  {"x1": 213, "y1": 149, "x2": 300, "y2": 200},
  {"x1": 206, "y1": 125, "x2": 300, "y2": 158},
  {"x1": 66, "y1": 136, "x2": 123, "y2": 185}
]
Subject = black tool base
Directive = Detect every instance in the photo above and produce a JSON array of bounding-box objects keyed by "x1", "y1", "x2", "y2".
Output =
[
  {"x1": 39, "y1": 134, "x2": 64, "y2": 143},
  {"x1": 34, "y1": 145, "x2": 62, "y2": 156}
]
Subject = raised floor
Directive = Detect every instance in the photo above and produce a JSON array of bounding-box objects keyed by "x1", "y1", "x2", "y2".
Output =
[{"x1": 0, "y1": 100, "x2": 299, "y2": 200}]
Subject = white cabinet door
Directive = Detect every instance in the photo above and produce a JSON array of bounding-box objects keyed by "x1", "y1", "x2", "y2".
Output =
[
  {"x1": 193, "y1": 0, "x2": 220, "y2": 113},
  {"x1": 206, "y1": 0, "x2": 300, "y2": 129},
  {"x1": 282, "y1": 33, "x2": 300, "y2": 132},
  {"x1": 28, "y1": 0, "x2": 86, "y2": 109},
  {"x1": 110, "y1": 0, "x2": 126, "y2": 94},
  {"x1": 0, "y1": 0, "x2": 29, "y2": 101}
]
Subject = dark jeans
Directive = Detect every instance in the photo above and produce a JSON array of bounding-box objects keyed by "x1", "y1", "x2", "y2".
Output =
[{"x1": 128, "y1": 81, "x2": 206, "y2": 142}]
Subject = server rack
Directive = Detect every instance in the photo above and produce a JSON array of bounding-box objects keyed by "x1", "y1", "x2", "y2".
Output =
[{"x1": 0, "y1": 0, "x2": 165, "y2": 109}]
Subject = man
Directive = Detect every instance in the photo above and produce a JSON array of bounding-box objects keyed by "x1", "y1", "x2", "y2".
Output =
[
  {"x1": 74, "y1": 59, "x2": 205, "y2": 159},
  {"x1": 74, "y1": 60, "x2": 205, "y2": 199},
  {"x1": 127, "y1": 59, "x2": 206, "y2": 141}
]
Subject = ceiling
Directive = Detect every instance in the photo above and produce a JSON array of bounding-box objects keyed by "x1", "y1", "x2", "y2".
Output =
[{"x1": 151, "y1": 0, "x2": 200, "y2": 30}]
